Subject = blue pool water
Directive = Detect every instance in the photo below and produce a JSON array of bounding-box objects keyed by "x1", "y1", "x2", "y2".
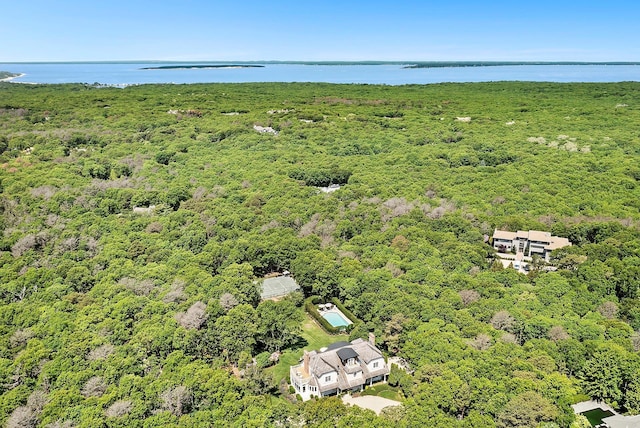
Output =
[{"x1": 323, "y1": 311, "x2": 352, "y2": 328}]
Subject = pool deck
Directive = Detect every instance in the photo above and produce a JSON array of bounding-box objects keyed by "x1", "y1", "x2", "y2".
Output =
[
  {"x1": 572, "y1": 400, "x2": 617, "y2": 415},
  {"x1": 319, "y1": 305, "x2": 353, "y2": 327}
]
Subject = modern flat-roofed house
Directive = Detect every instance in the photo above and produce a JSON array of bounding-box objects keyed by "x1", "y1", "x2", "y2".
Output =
[
  {"x1": 492, "y1": 229, "x2": 571, "y2": 261},
  {"x1": 492, "y1": 230, "x2": 518, "y2": 252},
  {"x1": 290, "y1": 335, "x2": 389, "y2": 401}
]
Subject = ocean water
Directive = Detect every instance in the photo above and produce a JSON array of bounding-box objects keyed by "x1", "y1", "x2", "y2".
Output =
[{"x1": 1, "y1": 62, "x2": 639, "y2": 85}]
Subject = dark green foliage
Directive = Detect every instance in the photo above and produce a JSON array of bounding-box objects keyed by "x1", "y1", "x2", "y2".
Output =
[
  {"x1": 288, "y1": 166, "x2": 352, "y2": 187},
  {"x1": 330, "y1": 297, "x2": 359, "y2": 325},
  {"x1": 1, "y1": 81, "x2": 640, "y2": 426},
  {"x1": 155, "y1": 151, "x2": 174, "y2": 165}
]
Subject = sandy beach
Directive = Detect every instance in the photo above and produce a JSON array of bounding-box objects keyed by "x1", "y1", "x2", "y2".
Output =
[{"x1": 0, "y1": 73, "x2": 25, "y2": 82}]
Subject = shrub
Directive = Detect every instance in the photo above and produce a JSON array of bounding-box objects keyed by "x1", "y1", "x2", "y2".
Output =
[
  {"x1": 305, "y1": 296, "x2": 339, "y2": 334},
  {"x1": 330, "y1": 298, "x2": 359, "y2": 324},
  {"x1": 155, "y1": 151, "x2": 174, "y2": 165}
]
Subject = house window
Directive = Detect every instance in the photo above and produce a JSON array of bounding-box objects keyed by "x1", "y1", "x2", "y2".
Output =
[
  {"x1": 325, "y1": 375, "x2": 331, "y2": 382},
  {"x1": 373, "y1": 362, "x2": 379, "y2": 368}
]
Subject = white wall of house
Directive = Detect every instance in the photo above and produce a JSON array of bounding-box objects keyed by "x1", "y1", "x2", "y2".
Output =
[
  {"x1": 493, "y1": 238, "x2": 513, "y2": 251},
  {"x1": 367, "y1": 357, "x2": 386, "y2": 372},
  {"x1": 349, "y1": 370, "x2": 364, "y2": 385},
  {"x1": 317, "y1": 370, "x2": 338, "y2": 388}
]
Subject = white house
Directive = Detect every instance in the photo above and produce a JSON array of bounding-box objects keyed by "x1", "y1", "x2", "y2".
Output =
[
  {"x1": 290, "y1": 335, "x2": 389, "y2": 401},
  {"x1": 492, "y1": 229, "x2": 571, "y2": 262},
  {"x1": 572, "y1": 401, "x2": 640, "y2": 428}
]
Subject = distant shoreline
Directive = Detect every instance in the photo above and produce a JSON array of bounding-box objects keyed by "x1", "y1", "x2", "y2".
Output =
[
  {"x1": 403, "y1": 61, "x2": 640, "y2": 69},
  {"x1": 141, "y1": 64, "x2": 265, "y2": 70},
  {"x1": 0, "y1": 72, "x2": 25, "y2": 82}
]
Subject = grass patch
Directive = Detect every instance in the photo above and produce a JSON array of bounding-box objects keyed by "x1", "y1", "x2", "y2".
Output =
[
  {"x1": 269, "y1": 314, "x2": 349, "y2": 383},
  {"x1": 581, "y1": 408, "x2": 615, "y2": 427},
  {"x1": 360, "y1": 384, "x2": 402, "y2": 401}
]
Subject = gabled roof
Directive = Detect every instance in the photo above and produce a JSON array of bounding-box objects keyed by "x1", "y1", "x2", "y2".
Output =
[
  {"x1": 351, "y1": 338, "x2": 384, "y2": 363},
  {"x1": 309, "y1": 353, "x2": 337, "y2": 377},
  {"x1": 306, "y1": 339, "x2": 385, "y2": 376}
]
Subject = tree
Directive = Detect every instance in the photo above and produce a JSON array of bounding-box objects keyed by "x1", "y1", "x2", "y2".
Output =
[
  {"x1": 497, "y1": 391, "x2": 558, "y2": 428},
  {"x1": 175, "y1": 301, "x2": 208, "y2": 330},
  {"x1": 81, "y1": 376, "x2": 107, "y2": 398},
  {"x1": 491, "y1": 311, "x2": 515, "y2": 331},
  {"x1": 256, "y1": 299, "x2": 302, "y2": 352},
  {"x1": 219, "y1": 292, "x2": 239, "y2": 311},
  {"x1": 459, "y1": 289, "x2": 480, "y2": 306},
  {"x1": 548, "y1": 326, "x2": 570, "y2": 342},
  {"x1": 214, "y1": 304, "x2": 257, "y2": 363},
  {"x1": 105, "y1": 400, "x2": 133, "y2": 418},
  {"x1": 384, "y1": 313, "x2": 409, "y2": 354},
  {"x1": 159, "y1": 385, "x2": 192, "y2": 416},
  {"x1": 470, "y1": 333, "x2": 492, "y2": 351},
  {"x1": 625, "y1": 368, "x2": 640, "y2": 414},
  {"x1": 243, "y1": 364, "x2": 275, "y2": 396},
  {"x1": 598, "y1": 301, "x2": 619, "y2": 319},
  {"x1": 215, "y1": 263, "x2": 260, "y2": 307},
  {"x1": 580, "y1": 345, "x2": 627, "y2": 403},
  {"x1": 302, "y1": 397, "x2": 347, "y2": 427}
]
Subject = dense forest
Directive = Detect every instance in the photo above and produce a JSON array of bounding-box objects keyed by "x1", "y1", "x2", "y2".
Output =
[{"x1": 1, "y1": 80, "x2": 640, "y2": 427}]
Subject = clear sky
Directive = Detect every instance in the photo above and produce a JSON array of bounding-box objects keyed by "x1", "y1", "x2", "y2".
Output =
[{"x1": 1, "y1": 0, "x2": 638, "y2": 62}]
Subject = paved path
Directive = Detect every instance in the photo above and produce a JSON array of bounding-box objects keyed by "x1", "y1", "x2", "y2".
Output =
[
  {"x1": 571, "y1": 400, "x2": 617, "y2": 415},
  {"x1": 342, "y1": 394, "x2": 402, "y2": 415}
]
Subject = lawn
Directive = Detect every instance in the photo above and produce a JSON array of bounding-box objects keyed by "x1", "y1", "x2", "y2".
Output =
[
  {"x1": 360, "y1": 384, "x2": 403, "y2": 401},
  {"x1": 269, "y1": 314, "x2": 349, "y2": 383}
]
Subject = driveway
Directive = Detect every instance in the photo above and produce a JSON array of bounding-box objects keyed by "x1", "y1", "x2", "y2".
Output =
[{"x1": 342, "y1": 394, "x2": 402, "y2": 415}]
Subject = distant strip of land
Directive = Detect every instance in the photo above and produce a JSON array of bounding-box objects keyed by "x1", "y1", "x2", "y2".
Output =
[
  {"x1": 140, "y1": 61, "x2": 640, "y2": 70},
  {"x1": 141, "y1": 64, "x2": 265, "y2": 70},
  {"x1": 0, "y1": 71, "x2": 23, "y2": 82},
  {"x1": 402, "y1": 61, "x2": 640, "y2": 68}
]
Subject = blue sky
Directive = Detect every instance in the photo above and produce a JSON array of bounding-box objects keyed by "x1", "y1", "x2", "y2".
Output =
[{"x1": 1, "y1": 1, "x2": 638, "y2": 62}]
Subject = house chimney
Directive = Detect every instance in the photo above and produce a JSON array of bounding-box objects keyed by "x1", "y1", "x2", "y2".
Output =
[
  {"x1": 368, "y1": 333, "x2": 375, "y2": 346},
  {"x1": 303, "y1": 351, "x2": 310, "y2": 374}
]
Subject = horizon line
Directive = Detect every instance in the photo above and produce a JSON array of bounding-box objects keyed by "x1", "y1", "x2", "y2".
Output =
[{"x1": 2, "y1": 60, "x2": 640, "y2": 65}]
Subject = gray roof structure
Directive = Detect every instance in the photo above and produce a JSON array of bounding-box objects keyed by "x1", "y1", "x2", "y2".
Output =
[
  {"x1": 603, "y1": 414, "x2": 640, "y2": 428},
  {"x1": 336, "y1": 347, "x2": 359, "y2": 362},
  {"x1": 327, "y1": 341, "x2": 351, "y2": 351}
]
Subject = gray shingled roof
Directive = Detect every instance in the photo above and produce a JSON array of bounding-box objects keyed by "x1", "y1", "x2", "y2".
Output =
[{"x1": 351, "y1": 338, "x2": 383, "y2": 363}]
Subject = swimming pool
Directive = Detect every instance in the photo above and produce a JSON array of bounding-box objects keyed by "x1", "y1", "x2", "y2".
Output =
[{"x1": 323, "y1": 311, "x2": 352, "y2": 328}]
